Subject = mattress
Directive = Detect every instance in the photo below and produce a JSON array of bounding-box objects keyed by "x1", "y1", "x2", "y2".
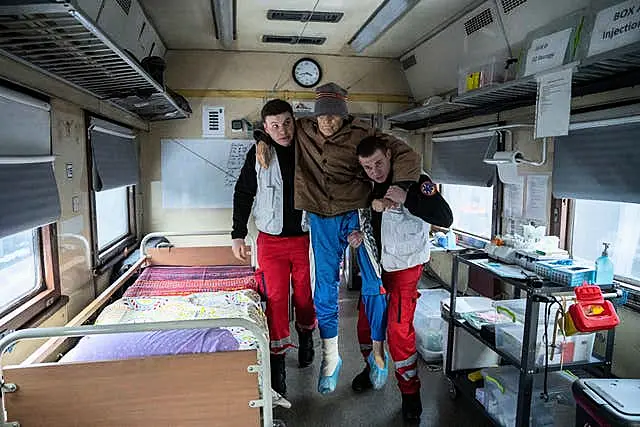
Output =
[
  {"x1": 60, "y1": 289, "x2": 267, "y2": 363},
  {"x1": 123, "y1": 265, "x2": 261, "y2": 298}
]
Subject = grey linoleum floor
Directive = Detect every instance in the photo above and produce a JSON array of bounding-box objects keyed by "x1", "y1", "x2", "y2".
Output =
[{"x1": 273, "y1": 282, "x2": 493, "y2": 427}]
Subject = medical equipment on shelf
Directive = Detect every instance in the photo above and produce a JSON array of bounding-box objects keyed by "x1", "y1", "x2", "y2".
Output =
[{"x1": 568, "y1": 282, "x2": 620, "y2": 333}]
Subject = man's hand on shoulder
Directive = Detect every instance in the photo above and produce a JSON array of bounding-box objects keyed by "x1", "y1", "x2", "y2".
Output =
[{"x1": 256, "y1": 141, "x2": 271, "y2": 169}]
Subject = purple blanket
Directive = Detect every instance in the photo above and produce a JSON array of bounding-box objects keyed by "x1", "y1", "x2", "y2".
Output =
[{"x1": 60, "y1": 328, "x2": 240, "y2": 363}]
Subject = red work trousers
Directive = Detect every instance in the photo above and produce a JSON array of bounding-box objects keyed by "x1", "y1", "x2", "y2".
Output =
[
  {"x1": 357, "y1": 264, "x2": 423, "y2": 394},
  {"x1": 257, "y1": 232, "x2": 316, "y2": 355}
]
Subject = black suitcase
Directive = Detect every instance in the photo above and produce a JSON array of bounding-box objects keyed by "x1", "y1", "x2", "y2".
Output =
[{"x1": 572, "y1": 379, "x2": 640, "y2": 427}]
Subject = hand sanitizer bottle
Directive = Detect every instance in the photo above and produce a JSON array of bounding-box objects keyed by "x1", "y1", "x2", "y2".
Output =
[
  {"x1": 595, "y1": 243, "x2": 614, "y2": 285},
  {"x1": 446, "y1": 229, "x2": 457, "y2": 250}
]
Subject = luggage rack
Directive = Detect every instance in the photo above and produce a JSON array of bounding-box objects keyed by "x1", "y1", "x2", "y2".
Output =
[
  {"x1": 389, "y1": 41, "x2": 640, "y2": 130},
  {"x1": 0, "y1": 1, "x2": 191, "y2": 121},
  {"x1": 444, "y1": 251, "x2": 617, "y2": 427}
]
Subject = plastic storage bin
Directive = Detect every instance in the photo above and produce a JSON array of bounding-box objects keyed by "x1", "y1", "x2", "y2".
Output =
[
  {"x1": 443, "y1": 321, "x2": 500, "y2": 370},
  {"x1": 495, "y1": 323, "x2": 596, "y2": 367},
  {"x1": 458, "y1": 56, "x2": 507, "y2": 94},
  {"x1": 492, "y1": 298, "x2": 563, "y2": 325},
  {"x1": 481, "y1": 366, "x2": 576, "y2": 427},
  {"x1": 519, "y1": 9, "x2": 587, "y2": 77},
  {"x1": 534, "y1": 259, "x2": 596, "y2": 287},
  {"x1": 414, "y1": 288, "x2": 450, "y2": 361}
]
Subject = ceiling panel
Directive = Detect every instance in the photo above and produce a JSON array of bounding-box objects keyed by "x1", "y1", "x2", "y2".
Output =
[
  {"x1": 236, "y1": 0, "x2": 383, "y2": 54},
  {"x1": 362, "y1": 0, "x2": 482, "y2": 58},
  {"x1": 140, "y1": 0, "x2": 384, "y2": 54},
  {"x1": 140, "y1": 0, "x2": 221, "y2": 50}
]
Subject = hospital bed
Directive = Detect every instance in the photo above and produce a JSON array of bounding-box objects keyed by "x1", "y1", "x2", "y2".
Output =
[{"x1": 0, "y1": 231, "x2": 277, "y2": 427}]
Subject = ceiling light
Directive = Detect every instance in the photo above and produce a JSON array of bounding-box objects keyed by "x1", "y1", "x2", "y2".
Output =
[
  {"x1": 211, "y1": 0, "x2": 236, "y2": 49},
  {"x1": 349, "y1": 0, "x2": 419, "y2": 53}
]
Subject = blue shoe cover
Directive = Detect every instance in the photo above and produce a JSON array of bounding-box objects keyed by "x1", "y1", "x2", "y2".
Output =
[
  {"x1": 318, "y1": 357, "x2": 343, "y2": 395},
  {"x1": 367, "y1": 352, "x2": 389, "y2": 390}
]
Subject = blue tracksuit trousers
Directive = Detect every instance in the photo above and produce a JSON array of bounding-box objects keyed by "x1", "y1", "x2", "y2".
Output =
[{"x1": 309, "y1": 211, "x2": 387, "y2": 341}]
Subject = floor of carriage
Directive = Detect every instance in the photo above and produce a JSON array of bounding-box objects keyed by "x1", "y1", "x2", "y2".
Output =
[{"x1": 274, "y1": 283, "x2": 493, "y2": 427}]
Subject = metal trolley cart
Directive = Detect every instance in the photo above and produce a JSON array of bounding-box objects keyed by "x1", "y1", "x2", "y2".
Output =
[{"x1": 444, "y1": 251, "x2": 617, "y2": 427}]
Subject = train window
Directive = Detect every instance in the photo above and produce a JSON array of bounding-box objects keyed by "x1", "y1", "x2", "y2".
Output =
[
  {"x1": 0, "y1": 229, "x2": 41, "y2": 315},
  {"x1": 441, "y1": 184, "x2": 494, "y2": 239},
  {"x1": 95, "y1": 185, "x2": 132, "y2": 251},
  {"x1": 571, "y1": 199, "x2": 640, "y2": 283}
]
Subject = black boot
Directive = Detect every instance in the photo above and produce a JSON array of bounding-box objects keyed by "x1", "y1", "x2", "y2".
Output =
[
  {"x1": 270, "y1": 354, "x2": 286, "y2": 397},
  {"x1": 402, "y1": 392, "x2": 422, "y2": 424},
  {"x1": 297, "y1": 327, "x2": 314, "y2": 368},
  {"x1": 351, "y1": 365, "x2": 373, "y2": 393}
]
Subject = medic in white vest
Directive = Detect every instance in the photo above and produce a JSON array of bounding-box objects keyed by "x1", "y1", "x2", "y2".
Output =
[
  {"x1": 231, "y1": 99, "x2": 316, "y2": 398},
  {"x1": 349, "y1": 135, "x2": 453, "y2": 424}
]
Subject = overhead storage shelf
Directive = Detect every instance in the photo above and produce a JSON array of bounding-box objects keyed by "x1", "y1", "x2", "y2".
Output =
[
  {"x1": 389, "y1": 41, "x2": 640, "y2": 130},
  {"x1": 0, "y1": 1, "x2": 191, "y2": 121}
]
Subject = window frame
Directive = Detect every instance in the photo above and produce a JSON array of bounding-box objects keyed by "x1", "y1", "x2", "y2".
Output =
[
  {"x1": 86, "y1": 114, "x2": 138, "y2": 271},
  {"x1": 0, "y1": 224, "x2": 62, "y2": 330},
  {"x1": 437, "y1": 182, "x2": 499, "y2": 242},
  {"x1": 566, "y1": 198, "x2": 640, "y2": 311}
]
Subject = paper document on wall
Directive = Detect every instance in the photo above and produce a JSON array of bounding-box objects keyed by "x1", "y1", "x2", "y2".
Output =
[
  {"x1": 504, "y1": 178, "x2": 524, "y2": 218},
  {"x1": 588, "y1": 0, "x2": 640, "y2": 57},
  {"x1": 525, "y1": 27, "x2": 573, "y2": 76},
  {"x1": 161, "y1": 138, "x2": 254, "y2": 208},
  {"x1": 525, "y1": 175, "x2": 549, "y2": 221},
  {"x1": 535, "y1": 67, "x2": 572, "y2": 138}
]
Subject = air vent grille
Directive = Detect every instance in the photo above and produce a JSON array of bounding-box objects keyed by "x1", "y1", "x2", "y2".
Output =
[
  {"x1": 115, "y1": 0, "x2": 131, "y2": 15},
  {"x1": 401, "y1": 55, "x2": 417, "y2": 70},
  {"x1": 501, "y1": 0, "x2": 527, "y2": 14},
  {"x1": 262, "y1": 35, "x2": 326, "y2": 45},
  {"x1": 267, "y1": 10, "x2": 343, "y2": 23},
  {"x1": 202, "y1": 106, "x2": 225, "y2": 137},
  {"x1": 464, "y1": 8, "x2": 493, "y2": 36}
]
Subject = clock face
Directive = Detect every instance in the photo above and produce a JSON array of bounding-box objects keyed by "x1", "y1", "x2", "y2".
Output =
[{"x1": 292, "y1": 58, "x2": 322, "y2": 88}]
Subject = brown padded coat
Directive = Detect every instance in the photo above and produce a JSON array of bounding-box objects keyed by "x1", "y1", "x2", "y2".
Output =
[{"x1": 291, "y1": 116, "x2": 421, "y2": 216}]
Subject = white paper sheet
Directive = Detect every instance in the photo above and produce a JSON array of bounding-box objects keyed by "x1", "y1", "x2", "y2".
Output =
[
  {"x1": 588, "y1": 0, "x2": 640, "y2": 57},
  {"x1": 504, "y1": 178, "x2": 524, "y2": 218},
  {"x1": 535, "y1": 67, "x2": 573, "y2": 138},
  {"x1": 525, "y1": 27, "x2": 573, "y2": 76},
  {"x1": 525, "y1": 175, "x2": 550, "y2": 221}
]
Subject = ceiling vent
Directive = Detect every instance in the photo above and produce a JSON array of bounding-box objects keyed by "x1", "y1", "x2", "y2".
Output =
[
  {"x1": 261, "y1": 35, "x2": 326, "y2": 45},
  {"x1": 500, "y1": 0, "x2": 527, "y2": 15},
  {"x1": 464, "y1": 8, "x2": 494, "y2": 36},
  {"x1": 267, "y1": 10, "x2": 343, "y2": 23},
  {"x1": 115, "y1": 0, "x2": 131, "y2": 15},
  {"x1": 401, "y1": 55, "x2": 417, "y2": 70}
]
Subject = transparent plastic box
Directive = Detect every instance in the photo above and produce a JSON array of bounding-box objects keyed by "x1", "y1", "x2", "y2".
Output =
[
  {"x1": 495, "y1": 322, "x2": 596, "y2": 367},
  {"x1": 481, "y1": 366, "x2": 576, "y2": 427}
]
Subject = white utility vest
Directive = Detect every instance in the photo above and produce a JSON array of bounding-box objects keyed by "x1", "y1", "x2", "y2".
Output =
[
  {"x1": 253, "y1": 146, "x2": 309, "y2": 235},
  {"x1": 253, "y1": 146, "x2": 284, "y2": 234},
  {"x1": 380, "y1": 205, "x2": 431, "y2": 272}
]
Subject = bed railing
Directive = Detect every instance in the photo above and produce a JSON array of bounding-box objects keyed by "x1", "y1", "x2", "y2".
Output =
[
  {"x1": 140, "y1": 230, "x2": 258, "y2": 267},
  {"x1": 0, "y1": 317, "x2": 272, "y2": 427}
]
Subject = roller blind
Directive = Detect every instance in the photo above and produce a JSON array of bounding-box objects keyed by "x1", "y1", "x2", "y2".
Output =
[
  {"x1": 0, "y1": 86, "x2": 59, "y2": 239},
  {"x1": 553, "y1": 119, "x2": 640, "y2": 204},
  {"x1": 0, "y1": 86, "x2": 51, "y2": 156},
  {"x1": 0, "y1": 160, "x2": 60, "y2": 239},
  {"x1": 90, "y1": 118, "x2": 138, "y2": 191},
  {"x1": 430, "y1": 132, "x2": 497, "y2": 187}
]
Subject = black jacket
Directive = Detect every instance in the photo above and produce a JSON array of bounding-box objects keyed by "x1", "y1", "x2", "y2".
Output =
[
  {"x1": 370, "y1": 174, "x2": 453, "y2": 254},
  {"x1": 231, "y1": 136, "x2": 305, "y2": 240}
]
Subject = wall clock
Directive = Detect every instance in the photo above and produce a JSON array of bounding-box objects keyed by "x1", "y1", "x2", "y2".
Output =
[{"x1": 292, "y1": 57, "x2": 322, "y2": 88}]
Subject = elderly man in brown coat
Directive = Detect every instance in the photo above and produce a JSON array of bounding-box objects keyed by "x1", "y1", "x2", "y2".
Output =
[{"x1": 256, "y1": 83, "x2": 421, "y2": 395}]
